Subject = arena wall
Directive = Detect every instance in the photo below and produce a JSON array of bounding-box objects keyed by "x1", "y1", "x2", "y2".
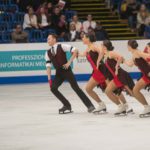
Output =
[{"x1": 0, "y1": 40, "x2": 149, "y2": 84}]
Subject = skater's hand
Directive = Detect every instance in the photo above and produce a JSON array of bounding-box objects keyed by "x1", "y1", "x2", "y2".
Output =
[
  {"x1": 63, "y1": 62, "x2": 71, "y2": 70},
  {"x1": 49, "y1": 79, "x2": 52, "y2": 89},
  {"x1": 148, "y1": 72, "x2": 150, "y2": 77}
]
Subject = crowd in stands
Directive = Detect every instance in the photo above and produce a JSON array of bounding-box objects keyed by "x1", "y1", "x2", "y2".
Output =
[
  {"x1": 105, "y1": 0, "x2": 150, "y2": 37},
  {"x1": 1, "y1": 0, "x2": 150, "y2": 43},
  {"x1": 0, "y1": 0, "x2": 109, "y2": 43}
]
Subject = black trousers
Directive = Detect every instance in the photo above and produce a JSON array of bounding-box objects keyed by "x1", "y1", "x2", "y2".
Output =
[{"x1": 51, "y1": 68, "x2": 94, "y2": 109}]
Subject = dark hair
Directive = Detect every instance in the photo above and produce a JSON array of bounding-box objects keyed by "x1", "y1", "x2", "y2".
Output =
[
  {"x1": 128, "y1": 40, "x2": 138, "y2": 49},
  {"x1": 103, "y1": 40, "x2": 114, "y2": 51},
  {"x1": 84, "y1": 33, "x2": 96, "y2": 42},
  {"x1": 49, "y1": 33, "x2": 58, "y2": 41},
  {"x1": 147, "y1": 42, "x2": 150, "y2": 47}
]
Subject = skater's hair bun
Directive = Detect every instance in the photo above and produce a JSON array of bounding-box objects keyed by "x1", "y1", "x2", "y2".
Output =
[
  {"x1": 85, "y1": 33, "x2": 96, "y2": 42},
  {"x1": 128, "y1": 40, "x2": 138, "y2": 49},
  {"x1": 103, "y1": 40, "x2": 114, "y2": 51}
]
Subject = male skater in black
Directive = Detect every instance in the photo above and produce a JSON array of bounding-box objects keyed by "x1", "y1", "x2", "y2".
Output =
[{"x1": 45, "y1": 33, "x2": 95, "y2": 114}]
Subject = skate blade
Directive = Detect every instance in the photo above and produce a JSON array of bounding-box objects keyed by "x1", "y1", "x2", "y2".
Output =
[
  {"x1": 127, "y1": 109, "x2": 134, "y2": 114},
  {"x1": 114, "y1": 111, "x2": 127, "y2": 117},
  {"x1": 139, "y1": 112, "x2": 150, "y2": 118},
  {"x1": 59, "y1": 110, "x2": 73, "y2": 114},
  {"x1": 93, "y1": 109, "x2": 107, "y2": 115}
]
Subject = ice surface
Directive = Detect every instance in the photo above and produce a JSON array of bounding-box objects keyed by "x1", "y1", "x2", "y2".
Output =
[{"x1": 0, "y1": 82, "x2": 150, "y2": 150}]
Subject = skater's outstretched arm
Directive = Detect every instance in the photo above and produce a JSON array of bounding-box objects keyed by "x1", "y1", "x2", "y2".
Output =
[
  {"x1": 77, "y1": 48, "x2": 88, "y2": 57},
  {"x1": 109, "y1": 51, "x2": 124, "y2": 75},
  {"x1": 137, "y1": 51, "x2": 150, "y2": 60},
  {"x1": 61, "y1": 44, "x2": 78, "y2": 69},
  {"x1": 63, "y1": 49, "x2": 78, "y2": 69},
  {"x1": 93, "y1": 44, "x2": 104, "y2": 69}
]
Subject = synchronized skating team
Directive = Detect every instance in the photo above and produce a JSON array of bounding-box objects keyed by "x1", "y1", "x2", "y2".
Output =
[{"x1": 45, "y1": 33, "x2": 150, "y2": 118}]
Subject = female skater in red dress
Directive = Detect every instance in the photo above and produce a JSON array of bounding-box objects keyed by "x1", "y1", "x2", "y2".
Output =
[
  {"x1": 78, "y1": 33, "x2": 132, "y2": 114},
  {"x1": 78, "y1": 33, "x2": 107, "y2": 113},
  {"x1": 125, "y1": 40, "x2": 150, "y2": 117},
  {"x1": 102, "y1": 40, "x2": 135, "y2": 115}
]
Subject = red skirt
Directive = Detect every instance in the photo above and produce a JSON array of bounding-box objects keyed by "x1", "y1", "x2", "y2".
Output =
[
  {"x1": 142, "y1": 75, "x2": 150, "y2": 84},
  {"x1": 92, "y1": 69, "x2": 105, "y2": 84},
  {"x1": 113, "y1": 77, "x2": 123, "y2": 88}
]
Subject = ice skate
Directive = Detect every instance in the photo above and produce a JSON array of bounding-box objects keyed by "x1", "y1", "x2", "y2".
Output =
[
  {"x1": 139, "y1": 105, "x2": 150, "y2": 118},
  {"x1": 114, "y1": 104, "x2": 127, "y2": 116},
  {"x1": 59, "y1": 106, "x2": 73, "y2": 114},
  {"x1": 124, "y1": 103, "x2": 134, "y2": 114},
  {"x1": 88, "y1": 106, "x2": 95, "y2": 113},
  {"x1": 93, "y1": 102, "x2": 107, "y2": 114}
]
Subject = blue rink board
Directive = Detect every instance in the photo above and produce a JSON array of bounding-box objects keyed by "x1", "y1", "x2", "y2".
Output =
[{"x1": 0, "y1": 72, "x2": 141, "y2": 85}]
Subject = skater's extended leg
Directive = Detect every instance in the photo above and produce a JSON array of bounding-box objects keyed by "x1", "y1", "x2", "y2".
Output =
[
  {"x1": 85, "y1": 77, "x2": 106, "y2": 113},
  {"x1": 105, "y1": 80, "x2": 126, "y2": 115},
  {"x1": 64, "y1": 70, "x2": 95, "y2": 112},
  {"x1": 51, "y1": 75, "x2": 71, "y2": 109},
  {"x1": 133, "y1": 78, "x2": 148, "y2": 105}
]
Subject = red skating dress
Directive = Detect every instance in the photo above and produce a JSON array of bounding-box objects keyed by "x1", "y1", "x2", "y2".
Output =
[
  {"x1": 105, "y1": 58, "x2": 135, "y2": 95},
  {"x1": 134, "y1": 57, "x2": 150, "y2": 86},
  {"x1": 86, "y1": 50, "x2": 108, "y2": 90}
]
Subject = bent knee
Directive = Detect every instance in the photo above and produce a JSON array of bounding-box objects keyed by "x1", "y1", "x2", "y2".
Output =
[{"x1": 105, "y1": 87, "x2": 112, "y2": 95}]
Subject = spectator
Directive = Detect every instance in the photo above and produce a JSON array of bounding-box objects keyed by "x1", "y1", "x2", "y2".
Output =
[
  {"x1": 83, "y1": 14, "x2": 96, "y2": 33},
  {"x1": 11, "y1": 24, "x2": 28, "y2": 43},
  {"x1": 137, "y1": 4, "x2": 150, "y2": 36},
  {"x1": 110, "y1": 0, "x2": 122, "y2": 15},
  {"x1": 47, "y1": 2, "x2": 53, "y2": 15},
  {"x1": 95, "y1": 22, "x2": 109, "y2": 40},
  {"x1": 77, "y1": 31, "x2": 85, "y2": 41},
  {"x1": 52, "y1": 6, "x2": 62, "y2": 30},
  {"x1": 70, "y1": 15, "x2": 82, "y2": 33},
  {"x1": 57, "y1": 0, "x2": 66, "y2": 10},
  {"x1": 23, "y1": 7, "x2": 38, "y2": 30},
  {"x1": 57, "y1": 14, "x2": 68, "y2": 38},
  {"x1": 87, "y1": 27, "x2": 95, "y2": 35},
  {"x1": 37, "y1": 6, "x2": 52, "y2": 31},
  {"x1": 36, "y1": 2, "x2": 48, "y2": 15},
  {"x1": 126, "y1": 0, "x2": 138, "y2": 32},
  {"x1": 65, "y1": 23, "x2": 79, "y2": 41},
  {"x1": 120, "y1": 0, "x2": 128, "y2": 19}
]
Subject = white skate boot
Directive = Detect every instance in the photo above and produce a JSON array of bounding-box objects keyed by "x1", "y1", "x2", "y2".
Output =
[
  {"x1": 139, "y1": 105, "x2": 150, "y2": 118},
  {"x1": 114, "y1": 104, "x2": 126, "y2": 116},
  {"x1": 93, "y1": 102, "x2": 107, "y2": 114},
  {"x1": 124, "y1": 103, "x2": 134, "y2": 114}
]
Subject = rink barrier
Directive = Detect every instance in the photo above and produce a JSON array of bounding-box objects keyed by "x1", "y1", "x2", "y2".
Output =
[
  {"x1": 0, "y1": 72, "x2": 141, "y2": 85},
  {"x1": 0, "y1": 40, "x2": 148, "y2": 84}
]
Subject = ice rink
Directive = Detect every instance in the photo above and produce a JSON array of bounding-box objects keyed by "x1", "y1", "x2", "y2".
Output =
[{"x1": 0, "y1": 82, "x2": 150, "y2": 150}]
